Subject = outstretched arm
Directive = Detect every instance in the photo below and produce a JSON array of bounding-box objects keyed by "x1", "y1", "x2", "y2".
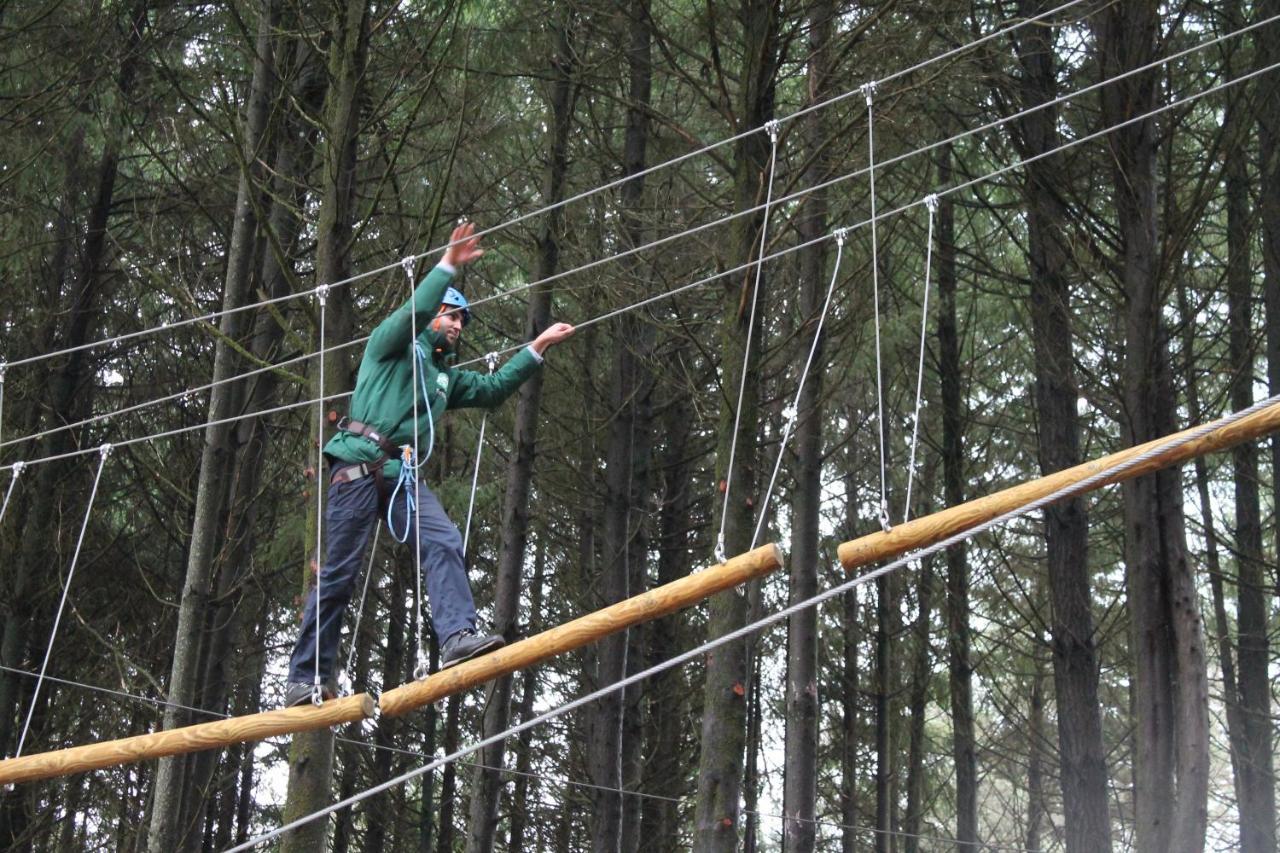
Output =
[{"x1": 367, "y1": 222, "x2": 485, "y2": 359}]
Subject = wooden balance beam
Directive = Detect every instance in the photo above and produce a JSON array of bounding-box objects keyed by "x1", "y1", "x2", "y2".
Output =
[
  {"x1": 0, "y1": 542, "x2": 783, "y2": 785},
  {"x1": 838, "y1": 399, "x2": 1280, "y2": 571}
]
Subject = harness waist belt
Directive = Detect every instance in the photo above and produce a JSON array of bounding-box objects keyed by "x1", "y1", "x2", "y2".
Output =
[
  {"x1": 331, "y1": 461, "x2": 378, "y2": 485},
  {"x1": 337, "y1": 417, "x2": 400, "y2": 456}
]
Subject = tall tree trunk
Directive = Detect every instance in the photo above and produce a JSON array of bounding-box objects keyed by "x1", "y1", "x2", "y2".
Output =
[
  {"x1": 1225, "y1": 5, "x2": 1275, "y2": 847},
  {"x1": 1013, "y1": 6, "x2": 1113, "y2": 849},
  {"x1": 936, "y1": 141, "x2": 977, "y2": 853},
  {"x1": 782, "y1": 0, "x2": 832, "y2": 848},
  {"x1": 280, "y1": 0, "x2": 370, "y2": 848},
  {"x1": 465, "y1": 12, "x2": 577, "y2": 851},
  {"x1": 901, "y1": 557, "x2": 934, "y2": 853},
  {"x1": 693, "y1": 0, "x2": 777, "y2": 846},
  {"x1": 591, "y1": 2, "x2": 653, "y2": 846},
  {"x1": 637, "y1": 393, "x2": 696, "y2": 850},
  {"x1": 873, "y1": 571, "x2": 895, "y2": 853},
  {"x1": 1177, "y1": 279, "x2": 1249, "y2": 832},
  {"x1": 1026, "y1": 666, "x2": 1046, "y2": 853},
  {"x1": 1096, "y1": 4, "x2": 1209, "y2": 849}
]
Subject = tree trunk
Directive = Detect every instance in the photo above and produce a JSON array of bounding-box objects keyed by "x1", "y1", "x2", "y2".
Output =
[
  {"x1": 901, "y1": 556, "x2": 934, "y2": 853},
  {"x1": 591, "y1": 2, "x2": 653, "y2": 846},
  {"x1": 1096, "y1": 4, "x2": 1209, "y2": 849},
  {"x1": 1013, "y1": 6, "x2": 1113, "y2": 849},
  {"x1": 936, "y1": 142, "x2": 977, "y2": 853},
  {"x1": 465, "y1": 12, "x2": 577, "y2": 851},
  {"x1": 280, "y1": 0, "x2": 370, "y2": 848},
  {"x1": 693, "y1": 0, "x2": 777, "y2": 846},
  {"x1": 1225, "y1": 5, "x2": 1275, "y2": 847},
  {"x1": 147, "y1": 6, "x2": 279, "y2": 848},
  {"x1": 782, "y1": 0, "x2": 832, "y2": 848}
]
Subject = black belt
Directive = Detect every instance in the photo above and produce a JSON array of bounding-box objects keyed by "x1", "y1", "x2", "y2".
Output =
[{"x1": 336, "y1": 416, "x2": 399, "y2": 456}]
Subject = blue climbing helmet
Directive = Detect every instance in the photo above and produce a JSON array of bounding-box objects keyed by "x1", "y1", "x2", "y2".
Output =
[{"x1": 439, "y1": 286, "x2": 471, "y2": 326}]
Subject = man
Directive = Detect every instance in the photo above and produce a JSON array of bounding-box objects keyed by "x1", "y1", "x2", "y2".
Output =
[{"x1": 284, "y1": 222, "x2": 574, "y2": 707}]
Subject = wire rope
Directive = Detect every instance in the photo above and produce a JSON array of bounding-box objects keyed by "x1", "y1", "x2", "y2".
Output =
[
  {"x1": 311, "y1": 287, "x2": 329, "y2": 706},
  {"x1": 864, "y1": 83, "x2": 891, "y2": 532},
  {"x1": 750, "y1": 231, "x2": 847, "y2": 549},
  {"x1": 901, "y1": 195, "x2": 938, "y2": 523},
  {"x1": 716, "y1": 121, "x2": 780, "y2": 564},
  {"x1": 0, "y1": 10, "x2": 1268, "y2": 458},
  {"x1": 338, "y1": 525, "x2": 382, "y2": 697},
  {"x1": 461, "y1": 352, "x2": 499, "y2": 553},
  {"x1": 0, "y1": 462, "x2": 24, "y2": 527},
  {"x1": 0, "y1": 0, "x2": 1093, "y2": 380},
  {"x1": 12, "y1": 444, "x2": 111, "y2": 761},
  {"x1": 5, "y1": 56, "x2": 1275, "y2": 477}
]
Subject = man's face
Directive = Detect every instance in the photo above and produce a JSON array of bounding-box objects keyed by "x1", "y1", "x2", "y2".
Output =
[{"x1": 433, "y1": 308, "x2": 465, "y2": 349}]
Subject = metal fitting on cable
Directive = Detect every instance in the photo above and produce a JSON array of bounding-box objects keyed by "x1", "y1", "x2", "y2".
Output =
[
  {"x1": 764, "y1": 119, "x2": 780, "y2": 142},
  {"x1": 714, "y1": 533, "x2": 727, "y2": 566},
  {"x1": 98, "y1": 443, "x2": 112, "y2": 459},
  {"x1": 315, "y1": 284, "x2": 330, "y2": 305},
  {"x1": 484, "y1": 351, "x2": 499, "y2": 373},
  {"x1": 400, "y1": 256, "x2": 417, "y2": 284},
  {"x1": 861, "y1": 80, "x2": 878, "y2": 106},
  {"x1": 834, "y1": 227, "x2": 848, "y2": 247},
  {"x1": 878, "y1": 504, "x2": 892, "y2": 533},
  {"x1": 413, "y1": 649, "x2": 430, "y2": 682},
  {"x1": 924, "y1": 193, "x2": 940, "y2": 213},
  {"x1": 12, "y1": 461, "x2": 25, "y2": 478}
]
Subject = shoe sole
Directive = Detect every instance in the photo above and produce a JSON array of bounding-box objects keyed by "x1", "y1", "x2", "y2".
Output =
[{"x1": 438, "y1": 636, "x2": 505, "y2": 670}]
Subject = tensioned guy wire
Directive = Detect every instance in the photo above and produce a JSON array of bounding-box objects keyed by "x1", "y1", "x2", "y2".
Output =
[
  {"x1": 717, "y1": 121, "x2": 780, "y2": 565},
  {"x1": 8, "y1": 57, "x2": 1278, "y2": 478},
  {"x1": 462, "y1": 351, "x2": 499, "y2": 553},
  {"x1": 13, "y1": 444, "x2": 111, "y2": 761},
  {"x1": 0, "y1": 9, "x2": 1267, "y2": 458},
  {"x1": 0, "y1": 462, "x2": 23, "y2": 527},
  {"x1": 750, "y1": 231, "x2": 847, "y2": 550},
  {"x1": 865, "y1": 82, "x2": 891, "y2": 533},
  {"x1": 312, "y1": 286, "x2": 329, "y2": 706},
  {"x1": 0, "y1": 0, "x2": 1094, "y2": 381},
  {"x1": 339, "y1": 525, "x2": 382, "y2": 697},
  {"x1": 901, "y1": 195, "x2": 938, "y2": 523},
  {"x1": 230, "y1": 389, "x2": 1280, "y2": 852}
]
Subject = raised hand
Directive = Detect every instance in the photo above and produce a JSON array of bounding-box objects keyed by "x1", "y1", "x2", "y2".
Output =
[{"x1": 443, "y1": 221, "x2": 485, "y2": 268}]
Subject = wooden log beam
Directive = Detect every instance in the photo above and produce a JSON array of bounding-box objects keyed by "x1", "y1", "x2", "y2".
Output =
[
  {"x1": 379, "y1": 542, "x2": 784, "y2": 717},
  {"x1": 0, "y1": 693, "x2": 375, "y2": 786},
  {"x1": 838, "y1": 400, "x2": 1280, "y2": 570}
]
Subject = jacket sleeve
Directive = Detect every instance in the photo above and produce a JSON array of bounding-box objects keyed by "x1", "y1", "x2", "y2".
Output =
[
  {"x1": 366, "y1": 264, "x2": 453, "y2": 360},
  {"x1": 447, "y1": 347, "x2": 543, "y2": 410}
]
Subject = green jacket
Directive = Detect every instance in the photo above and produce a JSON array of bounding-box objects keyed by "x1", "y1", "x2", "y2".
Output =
[{"x1": 323, "y1": 263, "x2": 542, "y2": 479}]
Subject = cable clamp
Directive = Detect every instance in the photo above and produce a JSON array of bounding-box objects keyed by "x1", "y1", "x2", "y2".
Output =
[
  {"x1": 311, "y1": 678, "x2": 324, "y2": 707},
  {"x1": 834, "y1": 227, "x2": 848, "y2": 247},
  {"x1": 400, "y1": 256, "x2": 417, "y2": 284},
  {"x1": 315, "y1": 284, "x2": 330, "y2": 305},
  {"x1": 878, "y1": 504, "x2": 892, "y2": 533},
  {"x1": 413, "y1": 649, "x2": 430, "y2": 682},
  {"x1": 484, "y1": 351, "x2": 499, "y2": 373},
  {"x1": 714, "y1": 534, "x2": 727, "y2": 566},
  {"x1": 12, "y1": 460, "x2": 25, "y2": 478},
  {"x1": 861, "y1": 81, "x2": 878, "y2": 106},
  {"x1": 764, "y1": 120, "x2": 780, "y2": 142},
  {"x1": 924, "y1": 193, "x2": 939, "y2": 214},
  {"x1": 99, "y1": 443, "x2": 112, "y2": 459}
]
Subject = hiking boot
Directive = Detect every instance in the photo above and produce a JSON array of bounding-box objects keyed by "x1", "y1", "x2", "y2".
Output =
[
  {"x1": 282, "y1": 680, "x2": 336, "y2": 709},
  {"x1": 439, "y1": 629, "x2": 505, "y2": 670}
]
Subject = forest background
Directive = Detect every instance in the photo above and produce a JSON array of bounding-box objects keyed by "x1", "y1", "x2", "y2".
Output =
[{"x1": 0, "y1": 0, "x2": 1277, "y2": 851}]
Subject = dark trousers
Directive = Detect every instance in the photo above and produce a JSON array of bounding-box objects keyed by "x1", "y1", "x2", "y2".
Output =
[{"x1": 286, "y1": 472, "x2": 477, "y2": 684}]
